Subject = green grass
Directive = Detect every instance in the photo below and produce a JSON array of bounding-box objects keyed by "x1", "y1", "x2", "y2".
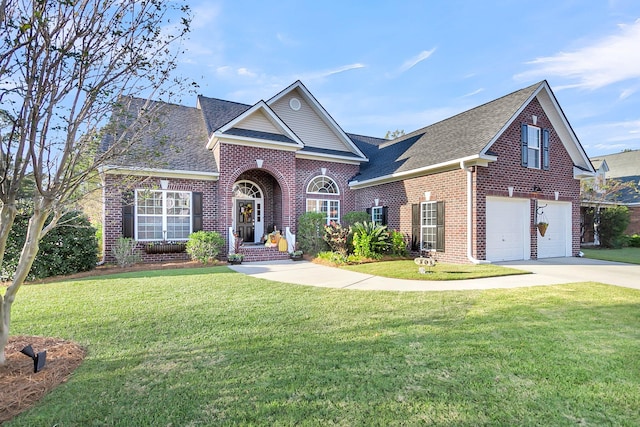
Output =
[
  {"x1": 582, "y1": 247, "x2": 640, "y2": 264},
  {"x1": 7, "y1": 267, "x2": 640, "y2": 426},
  {"x1": 341, "y1": 259, "x2": 529, "y2": 280}
]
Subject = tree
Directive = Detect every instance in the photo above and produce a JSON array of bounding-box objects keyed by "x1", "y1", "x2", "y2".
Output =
[
  {"x1": 0, "y1": 0, "x2": 192, "y2": 364},
  {"x1": 384, "y1": 129, "x2": 405, "y2": 140}
]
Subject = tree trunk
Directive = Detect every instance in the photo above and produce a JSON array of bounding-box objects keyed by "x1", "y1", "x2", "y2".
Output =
[{"x1": 0, "y1": 208, "x2": 49, "y2": 365}]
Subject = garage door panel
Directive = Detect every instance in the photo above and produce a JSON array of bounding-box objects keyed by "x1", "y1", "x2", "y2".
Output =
[
  {"x1": 537, "y1": 201, "x2": 571, "y2": 258},
  {"x1": 486, "y1": 197, "x2": 530, "y2": 262}
]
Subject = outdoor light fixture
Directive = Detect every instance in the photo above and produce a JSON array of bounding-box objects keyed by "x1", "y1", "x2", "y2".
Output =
[
  {"x1": 20, "y1": 345, "x2": 47, "y2": 373},
  {"x1": 532, "y1": 185, "x2": 542, "y2": 192}
]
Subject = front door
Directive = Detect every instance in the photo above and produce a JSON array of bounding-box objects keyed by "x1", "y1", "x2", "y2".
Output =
[{"x1": 235, "y1": 199, "x2": 255, "y2": 243}]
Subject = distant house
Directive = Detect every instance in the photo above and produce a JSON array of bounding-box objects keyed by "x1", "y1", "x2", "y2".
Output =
[
  {"x1": 100, "y1": 80, "x2": 594, "y2": 263},
  {"x1": 581, "y1": 150, "x2": 640, "y2": 244}
]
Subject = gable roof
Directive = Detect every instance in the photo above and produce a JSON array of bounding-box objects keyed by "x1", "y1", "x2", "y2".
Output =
[
  {"x1": 101, "y1": 97, "x2": 217, "y2": 179},
  {"x1": 590, "y1": 150, "x2": 640, "y2": 179},
  {"x1": 197, "y1": 96, "x2": 251, "y2": 134},
  {"x1": 350, "y1": 81, "x2": 595, "y2": 187}
]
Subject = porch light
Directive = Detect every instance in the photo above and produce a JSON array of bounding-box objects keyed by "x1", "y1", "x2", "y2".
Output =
[{"x1": 532, "y1": 185, "x2": 542, "y2": 192}]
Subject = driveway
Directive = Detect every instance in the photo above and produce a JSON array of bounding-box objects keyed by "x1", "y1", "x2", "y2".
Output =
[{"x1": 229, "y1": 257, "x2": 640, "y2": 292}]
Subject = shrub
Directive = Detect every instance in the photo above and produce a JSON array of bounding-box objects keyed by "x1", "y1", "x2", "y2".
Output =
[
  {"x1": 342, "y1": 211, "x2": 370, "y2": 228},
  {"x1": 186, "y1": 231, "x2": 224, "y2": 264},
  {"x1": 351, "y1": 221, "x2": 389, "y2": 257},
  {"x1": 598, "y1": 206, "x2": 630, "y2": 248},
  {"x1": 111, "y1": 237, "x2": 141, "y2": 268},
  {"x1": 323, "y1": 221, "x2": 350, "y2": 256},
  {"x1": 297, "y1": 212, "x2": 329, "y2": 256},
  {"x1": 389, "y1": 230, "x2": 408, "y2": 256},
  {"x1": 2, "y1": 211, "x2": 98, "y2": 281},
  {"x1": 316, "y1": 250, "x2": 348, "y2": 265},
  {"x1": 626, "y1": 234, "x2": 640, "y2": 248}
]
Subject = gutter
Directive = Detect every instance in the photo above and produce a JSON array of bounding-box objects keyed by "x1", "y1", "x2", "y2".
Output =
[{"x1": 461, "y1": 161, "x2": 491, "y2": 264}]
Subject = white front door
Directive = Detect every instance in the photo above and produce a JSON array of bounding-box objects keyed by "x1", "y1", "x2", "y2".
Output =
[{"x1": 486, "y1": 197, "x2": 531, "y2": 262}]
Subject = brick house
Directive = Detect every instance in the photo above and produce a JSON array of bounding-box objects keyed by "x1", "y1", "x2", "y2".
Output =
[{"x1": 101, "y1": 80, "x2": 594, "y2": 263}]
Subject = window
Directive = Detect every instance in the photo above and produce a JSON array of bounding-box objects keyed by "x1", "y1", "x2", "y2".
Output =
[
  {"x1": 521, "y1": 124, "x2": 550, "y2": 170},
  {"x1": 412, "y1": 201, "x2": 444, "y2": 252},
  {"x1": 307, "y1": 176, "x2": 339, "y2": 194},
  {"x1": 368, "y1": 206, "x2": 388, "y2": 225},
  {"x1": 135, "y1": 190, "x2": 191, "y2": 241},
  {"x1": 306, "y1": 199, "x2": 339, "y2": 224}
]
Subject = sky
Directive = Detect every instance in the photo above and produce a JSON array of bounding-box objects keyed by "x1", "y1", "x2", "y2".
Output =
[{"x1": 170, "y1": 0, "x2": 640, "y2": 157}]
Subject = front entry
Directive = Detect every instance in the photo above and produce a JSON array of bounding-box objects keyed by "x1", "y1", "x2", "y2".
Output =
[
  {"x1": 235, "y1": 199, "x2": 255, "y2": 243},
  {"x1": 232, "y1": 180, "x2": 264, "y2": 244}
]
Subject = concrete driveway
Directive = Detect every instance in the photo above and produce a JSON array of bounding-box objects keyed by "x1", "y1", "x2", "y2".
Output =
[{"x1": 228, "y1": 257, "x2": 640, "y2": 292}]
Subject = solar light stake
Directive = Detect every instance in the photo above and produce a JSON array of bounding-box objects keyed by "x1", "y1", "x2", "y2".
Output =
[{"x1": 20, "y1": 345, "x2": 47, "y2": 373}]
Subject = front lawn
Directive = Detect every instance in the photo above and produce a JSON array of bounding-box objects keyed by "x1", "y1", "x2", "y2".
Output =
[
  {"x1": 581, "y1": 247, "x2": 640, "y2": 264},
  {"x1": 7, "y1": 267, "x2": 640, "y2": 425},
  {"x1": 341, "y1": 259, "x2": 529, "y2": 280}
]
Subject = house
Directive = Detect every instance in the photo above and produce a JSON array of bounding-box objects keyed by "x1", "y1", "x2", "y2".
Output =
[
  {"x1": 581, "y1": 150, "x2": 640, "y2": 244},
  {"x1": 101, "y1": 80, "x2": 595, "y2": 264}
]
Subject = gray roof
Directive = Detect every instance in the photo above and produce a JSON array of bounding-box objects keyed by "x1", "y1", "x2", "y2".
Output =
[
  {"x1": 351, "y1": 82, "x2": 542, "y2": 182},
  {"x1": 223, "y1": 127, "x2": 297, "y2": 144},
  {"x1": 101, "y1": 97, "x2": 217, "y2": 173},
  {"x1": 590, "y1": 150, "x2": 640, "y2": 179},
  {"x1": 197, "y1": 96, "x2": 251, "y2": 134}
]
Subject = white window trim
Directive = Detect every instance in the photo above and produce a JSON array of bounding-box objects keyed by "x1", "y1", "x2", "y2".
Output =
[
  {"x1": 135, "y1": 189, "x2": 192, "y2": 241},
  {"x1": 306, "y1": 175, "x2": 340, "y2": 195},
  {"x1": 420, "y1": 201, "x2": 437, "y2": 252},
  {"x1": 527, "y1": 125, "x2": 541, "y2": 169},
  {"x1": 306, "y1": 199, "x2": 340, "y2": 225},
  {"x1": 371, "y1": 206, "x2": 383, "y2": 225}
]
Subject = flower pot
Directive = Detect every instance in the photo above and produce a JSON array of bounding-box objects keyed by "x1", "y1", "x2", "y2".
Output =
[{"x1": 537, "y1": 223, "x2": 548, "y2": 237}]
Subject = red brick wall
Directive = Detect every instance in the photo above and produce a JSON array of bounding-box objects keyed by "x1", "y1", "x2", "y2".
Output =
[
  {"x1": 627, "y1": 206, "x2": 640, "y2": 235},
  {"x1": 102, "y1": 174, "x2": 218, "y2": 263},
  {"x1": 477, "y1": 98, "x2": 581, "y2": 259}
]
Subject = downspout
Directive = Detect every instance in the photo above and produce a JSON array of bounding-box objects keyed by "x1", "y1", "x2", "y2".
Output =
[{"x1": 461, "y1": 161, "x2": 491, "y2": 264}]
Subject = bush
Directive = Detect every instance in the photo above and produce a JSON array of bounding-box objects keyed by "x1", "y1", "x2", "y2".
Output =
[
  {"x1": 342, "y1": 211, "x2": 370, "y2": 228},
  {"x1": 351, "y1": 221, "x2": 389, "y2": 258},
  {"x1": 316, "y1": 250, "x2": 348, "y2": 265},
  {"x1": 627, "y1": 234, "x2": 640, "y2": 247},
  {"x1": 2, "y1": 211, "x2": 98, "y2": 281},
  {"x1": 389, "y1": 230, "x2": 408, "y2": 256},
  {"x1": 111, "y1": 237, "x2": 141, "y2": 268},
  {"x1": 186, "y1": 231, "x2": 224, "y2": 264},
  {"x1": 297, "y1": 212, "x2": 329, "y2": 256},
  {"x1": 323, "y1": 221, "x2": 350, "y2": 256},
  {"x1": 598, "y1": 206, "x2": 630, "y2": 248}
]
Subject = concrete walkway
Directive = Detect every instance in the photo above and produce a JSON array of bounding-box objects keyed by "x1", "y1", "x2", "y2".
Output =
[{"x1": 228, "y1": 257, "x2": 640, "y2": 292}]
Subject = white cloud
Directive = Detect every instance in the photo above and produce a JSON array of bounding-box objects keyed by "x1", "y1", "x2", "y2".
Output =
[
  {"x1": 461, "y1": 88, "x2": 485, "y2": 98},
  {"x1": 398, "y1": 49, "x2": 437, "y2": 73},
  {"x1": 298, "y1": 63, "x2": 366, "y2": 81},
  {"x1": 578, "y1": 119, "x2": 640, "y2": 154},
  {"x1": 515, "y1": 19, "x2": 640, "y2": 90}
]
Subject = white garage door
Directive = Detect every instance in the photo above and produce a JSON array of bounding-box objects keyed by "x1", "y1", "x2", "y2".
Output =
[
  {"x1": 537, "y1": 201, "x2": 572, "y2": 258},
  {"x1": 486, "y1": 197, "x2": 531, "y2": 262}
]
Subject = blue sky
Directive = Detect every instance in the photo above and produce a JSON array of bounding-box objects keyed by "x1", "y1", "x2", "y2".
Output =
[{"x1": 173, "y1": 0, "x2": 640, "y2": 157}]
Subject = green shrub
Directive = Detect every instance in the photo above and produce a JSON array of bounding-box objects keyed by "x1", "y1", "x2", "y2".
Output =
[
  {"x1": 351, "y1": 221, "x2": 389, "y2": 257},
  {"x1": 316, "y1": 250, "x2": 348, "y2": 265},
  {"x1": 111, "y1": 237, "x2": 141, "y2": 268},
  {"x1": 598, "y1": 206, "x2": 630, "y2": 248},
  {"x1": 341, "y1": 211, "x2": 370, "y2": 228},
  {"x1": 323, "y1": 221, "x2": 350, "y2": 256},
  {"x1": 186, "y1": 231, "x2": 224, "y2": 264},
  {"x1": 2, "y1": 211, "x2": 98, "y2": 281},
  {"x1": 297, "y1": 212, "x2": 329, "y2": 256},
  {"x1": 389, "y1": 230, "x2": 408, "y2": 256},
  {"x1": 627, "y1": 234, "x2": 640, "y2": 247}
]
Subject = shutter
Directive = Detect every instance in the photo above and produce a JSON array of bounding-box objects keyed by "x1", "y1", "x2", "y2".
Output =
[
  {"x1": 542, "y1": 128, "x2": 550, "y2": 170},
  {"x1": 122, "y1": 191, "x2": 135, "y2": 238},
  {"x1": 366, "y1": 207, "x2": 371, "y2": 219},
  {"x1": 382, "y1": 206, "x2": 388, "y2": 226},
  {"x1": 411, "y1": 204, "x2": 420, "y2": 251},
  {"x1": 192, "y1": 192, "x2": 203, "y2": 232},
  {"x1": 521, "y1": 123, "x2": 528, "y2": 167},
  {"x1": 436, "y1": 201, "x2": 445, "y2": 252}
]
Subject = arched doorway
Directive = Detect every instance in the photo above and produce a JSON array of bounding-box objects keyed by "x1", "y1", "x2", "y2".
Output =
[{"x1": 232, "y1": 180, "x2": 264, "y2": 243}]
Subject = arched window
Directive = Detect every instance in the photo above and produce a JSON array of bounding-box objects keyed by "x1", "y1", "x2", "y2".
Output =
[
  {"x1": 233, "y1": 181, "x2": 262, "y2": 199},
  {"x1": 306, "y1": 176, "x2": 339, "y2": 194}
]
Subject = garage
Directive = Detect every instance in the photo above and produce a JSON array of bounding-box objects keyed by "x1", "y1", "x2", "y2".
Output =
[
  {"x1": 486, "y1": 197, "x2": 530, "y2": 262},
  {"x1": 536, "y1": 201, "x2": 572, "y2": 258}
]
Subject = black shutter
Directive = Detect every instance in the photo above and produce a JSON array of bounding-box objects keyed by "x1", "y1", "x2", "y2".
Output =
[
  {"x1": 366, "y1": 207, "x2": 371, "y2": 219},
  {"x1": 382, "y1": 206, "x2": 388, "y2": 226},
  {"x1": 192, "y1": 192, "x2": 203, "y2": 232},
  {"x1": 542, "y1": 128, "x2": 550, "y2": 170},
  {"x1": 122, "y1": 191, "x2": 135, "y2": 238},
  {"x1": 411, "y1": 203, "x2": 420, "y2": 251},
  {"x1": 521, "y1": 123, "x2": 528, "y2": 167},
  {"x1": 436, "y1": 201, "x2": 445, "y2": 252}
]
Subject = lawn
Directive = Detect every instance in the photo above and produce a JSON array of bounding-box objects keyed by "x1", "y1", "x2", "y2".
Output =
[
  {"x1": 7, "y1": 267, "x2": 640, "y2": 426},
  {"x1": 582, "y1": 247, "x2": 640, "y2": 264},
  {"x1": 340, "y1": 259, "x2": 528, "y2": 280}
]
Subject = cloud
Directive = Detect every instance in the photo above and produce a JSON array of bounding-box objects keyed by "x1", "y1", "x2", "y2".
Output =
[
  {"x1": 515, "y1": 18, "x2": 640, "y2": 90},
  {"x1": 461, "y1": 88, "x2": 485, "y2": 98},
  {"x1": 578, "y1": 119, "x2": 640, "y2": 154},
  {"x1": 215, "y1": 66, "x2": 258, "y2": 79},
  {"x1": 398, "y1": 49, "x2": 437, "y2": 73},
  {"x1": 298, "y1": 63, "x2": 366, "y2": 81}
]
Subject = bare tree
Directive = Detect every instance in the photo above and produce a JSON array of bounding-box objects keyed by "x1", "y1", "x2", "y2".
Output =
[{"x1": 0, "y1": 0, "x2": 192, "y2": 364}]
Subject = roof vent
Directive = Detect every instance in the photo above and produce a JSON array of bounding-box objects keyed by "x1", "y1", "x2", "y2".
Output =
[{"x1": 289, "y1": 98, "x2": 301, "y2": 111}]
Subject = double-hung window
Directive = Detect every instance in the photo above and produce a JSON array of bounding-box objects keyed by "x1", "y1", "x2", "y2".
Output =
[
  {"x1": 306, "y1": 175, "x2": 340, "y2": 224},
  {"x1": 527, "y1": 126, "x2": 541, "y2": 169},
  {"x1": 306, "y1": 199, "x2": 340, "y2": 224},
  {"x1": 421, "y1": 202, "x2": 437, "y2": 251},
  {"x1": 521, "y1": 123, "x2": 550, "y2": 170},
  {"x1": 136, "y1": 190, "x2": 191, "y2": 241},
  {"x1": 371, "y1": 206, "x2": 384, "y2": 225}
]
